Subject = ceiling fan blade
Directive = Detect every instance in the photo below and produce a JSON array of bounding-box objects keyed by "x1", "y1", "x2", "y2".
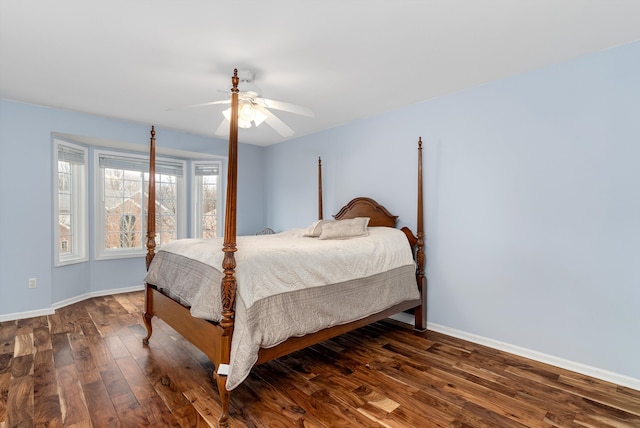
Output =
[
  {"x1": 262, "y1": 108, "x2": 294, "y2": 137},
  {"x1": 214, "y1": 118, "x2": 228, "y2": 136},
  {"x1": 167, "y1": 99, "x2": 230, "y2": 111},
  {"x1": 258, "y1": 97, "x2": 315, "y2": 118}
]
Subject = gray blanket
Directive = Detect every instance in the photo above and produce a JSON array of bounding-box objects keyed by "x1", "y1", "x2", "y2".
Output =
[{"x1": 145, "y1": 250, "x2": 419, "y2": 389}]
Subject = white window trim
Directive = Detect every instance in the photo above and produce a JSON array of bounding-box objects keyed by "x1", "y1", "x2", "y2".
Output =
[
  {"x1": 53, "y1": 139, "x2": 89, "y2": 266},
  {"x1": 191, "y1": 160, "x2": 224, "y2": 238},
  {"x1": 94, "y1": 149, "x2": 187, "y2": 260}
]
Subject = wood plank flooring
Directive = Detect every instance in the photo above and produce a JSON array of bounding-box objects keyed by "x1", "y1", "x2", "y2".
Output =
[{"x1": 1, "y1": 291, "x2": 639, "y2": 427}]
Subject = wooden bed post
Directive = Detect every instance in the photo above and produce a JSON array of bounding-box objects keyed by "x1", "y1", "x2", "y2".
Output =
[
  {"x1": 143, "y1": 126, "x2": 157, "y2": 345},
  {"x1": 216, "y1": 69, "x2": 240, "y2": 428},
  {"x1": 414, "y1": 137, "x2": 427, "y2": 331},
  {"x1": 145, "y1": 126, "x2": 157, "y2": 271},
  {"x1": 318, "y1": 157, "x2": 323, "y2": 220}
]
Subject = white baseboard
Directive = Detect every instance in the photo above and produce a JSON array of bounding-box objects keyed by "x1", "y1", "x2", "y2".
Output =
[
  {"x1": 0, "y1": 307, "x2": 55, "y2": 322},
  {"x1": 389, "y1": 313, "x2": 640, "y2": 392},
  {"x1": 0, "y1": 285, "x2": 145, "y2": 322},
  {"x1": 51, "y1": 284, "x2": 145, "y2": 310}
]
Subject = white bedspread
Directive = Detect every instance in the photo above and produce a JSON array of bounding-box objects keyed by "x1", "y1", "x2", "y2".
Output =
[
  {"x1": 146, "y1": 226, "x2": 420, "y2": 390},
  {"x1": 157, "y1": 226, "x2": 415, "y2": 310}
]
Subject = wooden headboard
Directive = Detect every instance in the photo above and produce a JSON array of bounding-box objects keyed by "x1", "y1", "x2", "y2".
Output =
[{"x1": 333, "y1": 197, "x2": 399, "y2": 227}]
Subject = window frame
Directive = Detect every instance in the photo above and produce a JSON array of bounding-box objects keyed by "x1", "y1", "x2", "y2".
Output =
[
  {"x1": 192, "y1": 160, "x2": 224, "y2": 239},
  {"x1": 94, "y1": 149, "x2": 187, "y2": 260},
  {"x1": 53, "y1": 139, "x2": 89, "y2": 266}
]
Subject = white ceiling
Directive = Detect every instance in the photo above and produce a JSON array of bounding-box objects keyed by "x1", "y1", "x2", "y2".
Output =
[{"x1": 2, "y1": 1, "x2": 640, "y2": 146}]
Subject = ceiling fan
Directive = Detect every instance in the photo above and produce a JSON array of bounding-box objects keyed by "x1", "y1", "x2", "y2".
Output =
[{"x1": 177, "y1": 70, "x2": 314, "y2": 137}]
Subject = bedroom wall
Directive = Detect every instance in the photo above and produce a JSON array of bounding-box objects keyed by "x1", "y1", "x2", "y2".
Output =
[
  {"x1": 0, "y1": 99, "x2": 265, "y2": 317},
  {"x1": 264, "y1": 40, "x2": 640, "y2": 385}
]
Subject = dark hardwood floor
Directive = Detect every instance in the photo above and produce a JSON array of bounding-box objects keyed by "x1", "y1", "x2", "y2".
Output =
[{"x1": 0, "y1": 291, "x2": 638, "y2": 427}]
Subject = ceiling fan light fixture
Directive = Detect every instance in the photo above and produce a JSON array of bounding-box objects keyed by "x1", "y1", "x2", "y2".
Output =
[
  {"x1": 222, "y1": 104, "x2": 264, "y2": 129},
  {"x1": 212, "y1": 69, "x2": 310, "y2": 136},
  {"x1": 239, "y1": 102, "x2": 256, "y2": 122}
]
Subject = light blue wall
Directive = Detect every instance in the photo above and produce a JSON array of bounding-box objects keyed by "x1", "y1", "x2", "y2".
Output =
[
  {"x1": 264, "y1": 41, "x2": 640, "y2": 381},
  {"x1": 0, "y1": 100, "x2": 265, "y2": 315},
  {"x1": 1, "y1": 39, "x2": 638, "y2": 383}
]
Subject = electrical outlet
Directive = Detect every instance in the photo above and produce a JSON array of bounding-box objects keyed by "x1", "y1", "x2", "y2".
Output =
[{"x1": 28, "y1": 278, "x2": 37, "y2": 288}]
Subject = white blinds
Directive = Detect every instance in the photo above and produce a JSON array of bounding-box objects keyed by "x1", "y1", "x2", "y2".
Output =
[
  {"x1": 98, "y1": 154, "x2": 183, "y2": 177},
  {"x1": 194, "y1": 163, "x2": 220, "y2": 176},
  {"x1": 58, "y1": 145, "x2": 85, "y2": 164}
]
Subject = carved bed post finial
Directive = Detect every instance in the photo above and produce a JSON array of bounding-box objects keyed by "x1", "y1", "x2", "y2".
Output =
[{"x1": 318, "y1": 157, "x2": 323, "y2": 220}]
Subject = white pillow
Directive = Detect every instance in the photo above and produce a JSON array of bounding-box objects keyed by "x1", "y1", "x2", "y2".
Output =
[
  {"x1": 304, "y1": 219, "x2": 334, "y2": 237},
  {"x1": 318, "y1": 217, "x2": 370, "y2": 240}
]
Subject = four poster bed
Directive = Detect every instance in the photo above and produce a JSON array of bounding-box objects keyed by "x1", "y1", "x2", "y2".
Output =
[{"x1": 142, "y1": 69, "x2": 427, "y2": 427}]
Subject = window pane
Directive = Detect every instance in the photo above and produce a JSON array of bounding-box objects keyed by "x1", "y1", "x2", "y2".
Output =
[
  {"x1": 119, "y1": 214, "x2": 138, "y2": 248},
  {"x1": 144, "y1": 173, "x2": 178, "y2": 246},
  {"x1": 58, "y1": 163, "x2": 71, "y2": 192},
  {"x1": 59, "y1": 213, "x2": 72, "y2": 254},
  {"x1": 55, "y1": 142, "x2": 87, "y2": 265},
  {"x1": 58, "y1": 193, "x2": 71, "y2": 213},
  {"x1": 103, "y1": 168, "x2": 145, "y2": 250},
  {"x1": 194, "y1": 164, "x2": 220, "y2": 239},
  {"x1": 57, "y1": 159, "x2": 73, "y2": 255},
  {"x1": 100, "y1": 155, "x2": 179, "y2": 256},
  {"x1": 97, "y1": 152, "x2": 183, "y2": 258},
  {"x1": 105, "y1": 232, "x2": 122, "y2": 249}
]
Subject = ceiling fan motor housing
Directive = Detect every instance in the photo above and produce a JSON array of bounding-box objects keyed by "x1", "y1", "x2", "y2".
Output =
[
  {"x1": 237, "y1": 69, "x2": 255, "y2": 82},
  {"x1": 237, "y1": 70, "x2": 261, "y2": 98}
]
